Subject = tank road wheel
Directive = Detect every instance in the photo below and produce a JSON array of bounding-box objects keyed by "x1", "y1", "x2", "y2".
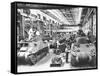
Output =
[
  {"x1": 71, "y1": 55, "x2": 77, "y2": 66},
  {"x1": 28, "y1": 54, "x2": 37, "y2": 65},
  {"x1": 89, "y1": 56, "x2": 96, "y2": 66}
]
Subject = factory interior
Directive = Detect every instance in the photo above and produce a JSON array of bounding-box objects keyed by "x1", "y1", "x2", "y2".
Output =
[{"x1": 17, "y1": 4, "x2": 97, "y2": 72}]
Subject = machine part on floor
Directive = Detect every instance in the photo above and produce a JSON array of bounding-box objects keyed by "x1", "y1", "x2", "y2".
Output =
[{"x1": 50, "y1": 56, "x2": 64, "y2": 67}]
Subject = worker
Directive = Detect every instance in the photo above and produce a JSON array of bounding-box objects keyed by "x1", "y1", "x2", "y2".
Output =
[
  {"x1": 28, "y1": 26, "x2": 40, "y2": 41},
  {"x1": 87, "y1": 31, "x2": 96, "y2": 43},
  {"x1": 65, "y1": 45, "x2": 70, "y2": 63},
  {"x1": 28, "y1": 27, "x2": 35, "y2": 41}
]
